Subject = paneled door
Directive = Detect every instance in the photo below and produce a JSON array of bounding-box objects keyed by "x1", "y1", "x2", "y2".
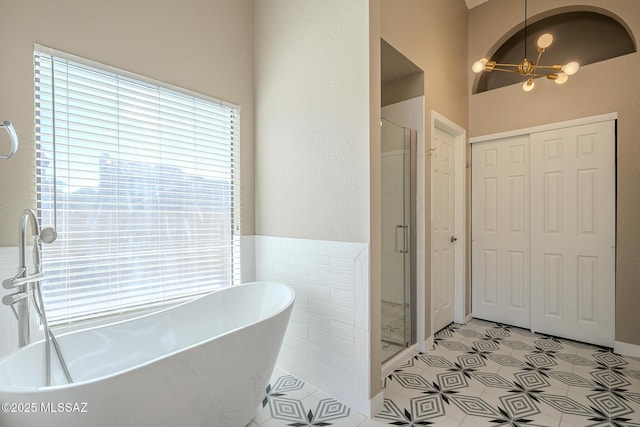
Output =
[
  {"x1": 431, "y1": 126, "x2": 456, "y2": 332},
  {"x1": 471, "y1": 135, "x2": 531, "y2": 329},
  {"x1": 471, "y1": 119, "x2": 615, "y2": 347},
  {"x1": 530, "y1": 121, "x2": 615, "y2": 347}
]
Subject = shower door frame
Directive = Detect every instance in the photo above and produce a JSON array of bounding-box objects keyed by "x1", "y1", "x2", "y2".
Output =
[
  {"x1": 408, "y1": 129, "x2": 417, "y2": 347},
  {"x1": 380, "y1": 118, "x2": 417, "y2": 357}
]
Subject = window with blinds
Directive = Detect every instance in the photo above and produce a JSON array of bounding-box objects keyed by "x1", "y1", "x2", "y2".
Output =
[{"x1": 34, "y1": 47, "x2": 241, "y2": 326}]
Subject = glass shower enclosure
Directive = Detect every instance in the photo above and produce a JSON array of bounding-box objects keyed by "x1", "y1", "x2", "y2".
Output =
[{"x1": 381, "y1": 118, "x2": 416, "y2": 363}]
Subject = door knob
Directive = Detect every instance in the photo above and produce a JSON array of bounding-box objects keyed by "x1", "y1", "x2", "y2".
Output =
[{"x1": 450, "y1": 236, "x2": 457, "y2": 243}]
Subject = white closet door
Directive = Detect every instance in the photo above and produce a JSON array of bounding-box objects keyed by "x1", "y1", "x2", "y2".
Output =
[
  {"x1": 530, "y1": 121, "x2": 615, "y2": 347},
  {"x1": 471, "y1": 135, "x2": 530, "y2": 329},
  {"x1": 431, "y1": 126, "x2": 456, "y2": 332}
]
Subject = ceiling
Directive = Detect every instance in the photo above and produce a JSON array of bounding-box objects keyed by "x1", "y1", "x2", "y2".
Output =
[
  {"x1": 380, "y1": 0, "x2": 493, "y2": 82},
  {"x1": 381, "y1": 40, "x2": 422, "y2": 84},
  {"x1": 465, "y1": 0, "x2": 490, "y2": 9}
]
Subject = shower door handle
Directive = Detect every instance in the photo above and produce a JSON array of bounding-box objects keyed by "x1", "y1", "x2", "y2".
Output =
[{"x1": 395, "y1": 225, "x2": 409, "y2": 253}]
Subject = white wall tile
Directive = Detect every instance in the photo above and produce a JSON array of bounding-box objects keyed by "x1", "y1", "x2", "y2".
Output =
[
  {"x1": 281, "y1": 237, "x2": 319, "y2": 255},
  {"x1": 330, "y1": 256, "x2": 356, "y2": 276},
  {"x1": 355, "y1": 327, "x2": 372, "y2": 405},
  {"x1": 330, "y1": 320, "x2": 355, "y2": 342},
  {"x1": 0, "y1": 247, "x2": 19, "y2": 357},
  {"x1": 290, "y1": 252, "x2": 331, "y2": 271},
  {"x1": 318, "y1": 240, "x2": 367, "y2": 260},
  {"x1": 240, "y1": 235, "x2": 256, "y2": 282},
  {"x1": 254, "y1": 235, "x2": 371, "y2": 413},
  {"x1": 308, "y1": 269, "x2": 355, "y2": 290},
  {"x1": 355, "y1": 254, "x2": 370, "y2": 332},
  {"x1": 308, "y1": 347, "x2": 332, "y2": 366}
]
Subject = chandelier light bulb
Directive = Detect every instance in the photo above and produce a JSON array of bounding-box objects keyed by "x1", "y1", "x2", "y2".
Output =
[
  {"x1": 555, "y1": 72, "x2": 569, "y2": 85},
  {"x1": 537, "y1": 33, "x2": 554, "y2": 49},
  {"x1": 523, "y1": 78, "x2": 535, "y2": 92},
  {"x1": 562, "y1": 61, "x2": 580, "y2": 76},
  {"x1": 472, "y1": 58, "x2": 488, "y2": 73}
]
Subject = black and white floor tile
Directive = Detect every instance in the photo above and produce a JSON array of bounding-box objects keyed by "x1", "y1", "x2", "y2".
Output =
[
  {"x1": 249, "y1": 367, "x2": 367, "y2": 426},
  {"x1": 251, "y1": 319, "x2": 640, "y2": 426}
]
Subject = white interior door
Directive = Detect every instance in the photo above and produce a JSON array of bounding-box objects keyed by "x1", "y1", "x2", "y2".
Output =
[
  {"x1": 431, "y1": 126, "x2": 456, "y2": 332},
  {"x1": 471, "y1": 135, "x2": 531, "y2": 329},
  {"x1": 530, "y1": 121, "x2": 615, "y2": 347},
  {"x1": 471, "y1": 119, "x2": 615, "y2": 347}
]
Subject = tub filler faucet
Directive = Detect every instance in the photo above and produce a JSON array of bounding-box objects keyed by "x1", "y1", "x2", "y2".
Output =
[
  {"x1": 2, "y1": 210, "x2": 70, "y2": 386},
  {"x1": 2, "y1": 209, "x2": 55, "y2": 347}
]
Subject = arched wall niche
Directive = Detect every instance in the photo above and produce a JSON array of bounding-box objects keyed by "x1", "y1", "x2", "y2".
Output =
[{"x1": 473, "y1": 6, "x2": 637, "y2": 94}]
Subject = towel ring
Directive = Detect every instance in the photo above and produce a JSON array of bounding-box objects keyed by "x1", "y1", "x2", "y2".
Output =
[{"x1": 0, "y1": 121, "x2": 18, "y2": 159}]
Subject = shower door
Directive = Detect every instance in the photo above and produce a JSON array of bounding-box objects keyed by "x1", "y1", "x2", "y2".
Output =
[{"x1": 381, "y1": 118, "x2": 416, "y2": 363}]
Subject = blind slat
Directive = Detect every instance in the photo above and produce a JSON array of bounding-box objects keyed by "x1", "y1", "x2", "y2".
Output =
[{"x1": 35, "y1": 48, "x2": 241, "y2": 326}]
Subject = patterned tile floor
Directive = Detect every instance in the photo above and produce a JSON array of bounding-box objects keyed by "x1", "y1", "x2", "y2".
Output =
[
  {"x1": 249, "y1": 367, "x2": 368, "y2": 426},
  {"x1": 251, "y1": 319, "x2": 640, "y2": 426}
]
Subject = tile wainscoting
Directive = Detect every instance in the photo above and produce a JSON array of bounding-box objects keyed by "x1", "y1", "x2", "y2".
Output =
[
  {"x1": 0, "y1": 247, "x2": 19, "y2": 357},
  {"x1": 1, "y1": 237, "x2": 382, "y2": 416},
  {"x1": 248, "y1": 235, "x2": 381, "y2": 416}
]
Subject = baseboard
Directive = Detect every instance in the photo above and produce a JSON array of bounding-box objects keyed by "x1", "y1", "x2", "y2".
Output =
[
  {"x1": 381, "y1": 343, "x2": 420, "y2": 378},
  {"x1": 417, "y1": 335, "x2": 434, "y2": 353},
  {"x1": 424, "y1": 335, "x2": 434, "y2": 351},
  {"x1": 614, "y1": 340, "x2": 640, "y2": 358},
  {"x1": 465, "y1": 313, "x2": 473, "y2": 323},
  {"x1": 366, "y1": 391, "x2": 384, "y2": 418}
]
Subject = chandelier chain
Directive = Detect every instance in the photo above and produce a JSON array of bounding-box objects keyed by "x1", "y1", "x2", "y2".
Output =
[{"x1": 524, "y1": 0, "x2": 528, "y2": 59}]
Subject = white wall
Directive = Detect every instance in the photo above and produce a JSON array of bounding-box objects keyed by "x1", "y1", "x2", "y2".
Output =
[
  {"x1": 0, "y1": 0, "x2": 256, "y2": 245},
  {"x1": 253, "y1": 0, "x2": 371, "y2": 243},
  {"x1": 253, "y1": 0, "x2": 381, "y2": 414}
]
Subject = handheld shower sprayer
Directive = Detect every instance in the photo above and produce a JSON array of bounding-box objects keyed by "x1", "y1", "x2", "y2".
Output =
[
  {"x1": 40, "y1": 227, "x2": 57, "y2": 244},
  {"x1": 33, "y1": 227, "x2": 56, "y2": 274}
]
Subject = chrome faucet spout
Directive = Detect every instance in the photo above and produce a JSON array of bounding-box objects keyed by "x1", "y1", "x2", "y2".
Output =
[{"x1": 19, "y1": 209, "x2": 41, "y2": 273}]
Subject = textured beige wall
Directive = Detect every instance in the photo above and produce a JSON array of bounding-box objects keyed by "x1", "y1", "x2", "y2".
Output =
[
  {"x1": 469, "y1": 0, "x2": 640, "y2": 345},
  {"x1": 370, "y1": 0, "x2": 382, "y2": 401},
  {"x1": 381, "y1": 0, "x2": 469, "y2": 338},
  {"x1": 382, "y1": 73, "x2": 424, "y2": 106},
  {"x1": 253, "y1": 0, "x2": 371, "y2": 243},
  {"x1": 0, "y1": 0, "x2": 255, "y2": 244}
]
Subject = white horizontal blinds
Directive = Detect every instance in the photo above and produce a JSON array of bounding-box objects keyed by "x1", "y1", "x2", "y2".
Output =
[{"x1": 35, "y1": 49, "x2": 241, "y2": 325}]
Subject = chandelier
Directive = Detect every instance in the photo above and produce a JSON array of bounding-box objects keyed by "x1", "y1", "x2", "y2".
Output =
[{"x1": 472, "y1": 0, "x2": 579, "y2": 92}]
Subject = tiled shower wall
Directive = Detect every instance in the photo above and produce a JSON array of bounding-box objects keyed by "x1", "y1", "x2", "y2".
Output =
[{"x1": 250, "y1": 235, "x2": 375, "y2": 415}]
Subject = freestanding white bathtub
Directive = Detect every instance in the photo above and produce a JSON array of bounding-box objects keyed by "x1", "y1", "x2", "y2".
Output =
[{"x1": 0, "y1": 281, "x2": 294, "y2": 427}]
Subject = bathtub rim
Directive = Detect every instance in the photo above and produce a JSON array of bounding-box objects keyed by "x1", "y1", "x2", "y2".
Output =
[{"x1": 0, "y1": 281, "x2": 295, "y2": 393}]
